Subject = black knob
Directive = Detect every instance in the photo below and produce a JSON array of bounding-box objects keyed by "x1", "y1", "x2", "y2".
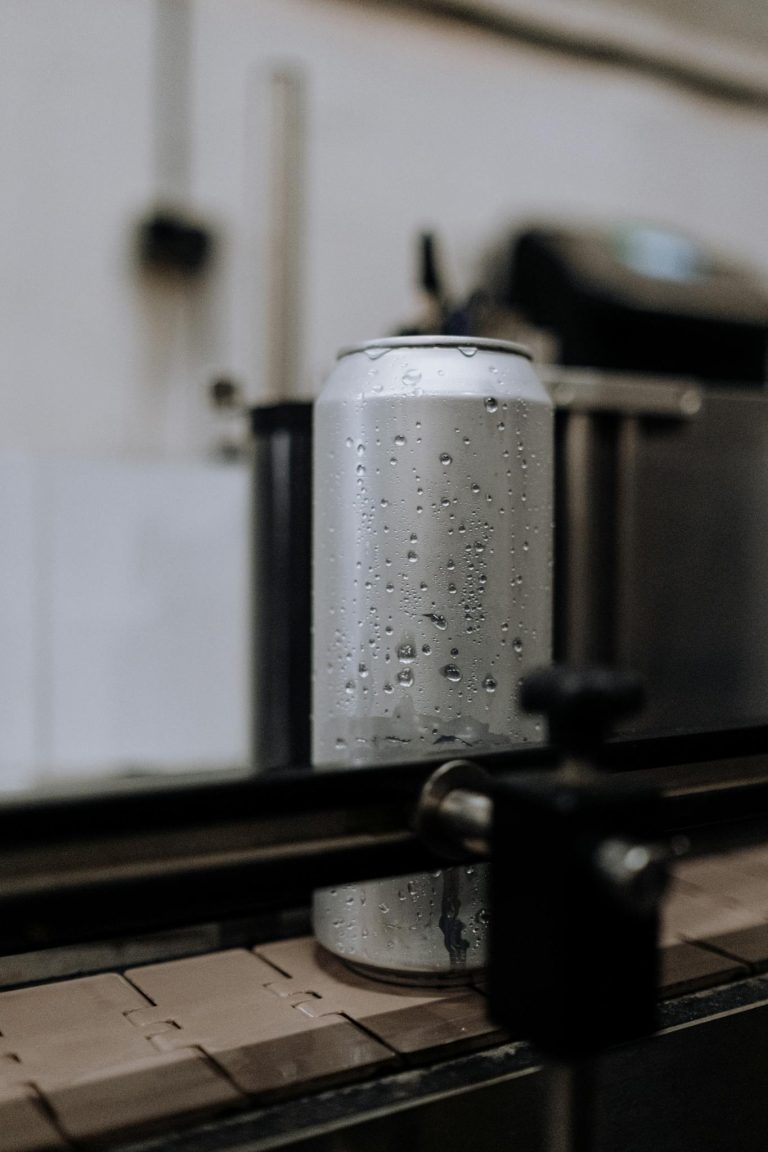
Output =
[{"x1": 521, "y1": 665, "x2": 645, "y2": 755}]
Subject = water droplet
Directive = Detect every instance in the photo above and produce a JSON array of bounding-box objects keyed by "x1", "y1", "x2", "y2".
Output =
[
  {"x1": 484, "y1": 397, "x2": 498, "y2": 413},
  {"x1": 402, "y1": 368, "x2": 421, "y2": 385},
  {"x1": 448, "y1": 583, "x2": 457, "y2": 594},
  {"x1": 440, "y1": 497, "x2": 450, "y2": 508},
  {"x1": 380, "y1": 497, "x2": 389, "y2": 507},
  {"x1": 522, "y1": 540, "x2": 530, "y2": 551},
  {"x1": 397, "y1": 668, "x2": 414, "y2": 687},
  {"x1": 458, "y1": 345, "x2": 478, "y2": 357},
  {"x1": 358, "y1": 664, "x2": 369, "y2": 678},
  {"x1": 483, "y1": 674, "x2": 497, "y2": 693},
  {"x1": 501, "y1": 621, "x2": 509, "y2": 632},
  {"x1": 439, "y1": 452, "x2": 452, "y2": 466},
  {"x1": 410, "y1": 532, "x2": 418, "y2": 543},
  {"x1": 497, "y1": 421, "x2": 505, "y2": 431},
  {"x1": 442, "y1": 663, "x2": 462, "y2": 682},
  {"x1": 394, "y1": 433, "x2": 406, "y2": 446},
  {"x1": 356, "y1": 443, "x2": 365, "y2": 456},
  {"x1": 390, "y1": 456, "x2": 398, "y2": 466},
  {"x1": 471, "y1": 483, "x2": 480, "y2": 495},
  {"x1": 422, "y1": 643, "x2": 431, "y2": 655},
  {"x1": 378, "y1": 902, "x2": 390, "y2": 913},
  {"x1": 397, "y1": 643, "x2": 416, "y2": 663},
  {"x1": 345, "y1": 681, "x2": 355, "y2": 695},
  {"x1": 423, "y1": 612, "x2": 447, "y2": 629},
  {"x1": 450, "y1": 647, "x2": 459, "y2": 656},
  {"x1": 446, "y1": 558, "x2": 455, "y2": 571},
  {"x1": 513, "y1": 637, "x2": 523, "y2": 655},
  {"x1": 407, "y1": 550, "x2": 418, "y2": 563},
  {"x1": 383, "y1": 682, "x2": 393, "y2": 694},
  {"x1": 345, "y1": 437, "x2": 354, "y2": 448},
  {"x1": 365, "y1": 346, "x2": 389, "y2": 360},
  {"x1": 356, "y1": 463, "x2": 365, "y2": 475}
]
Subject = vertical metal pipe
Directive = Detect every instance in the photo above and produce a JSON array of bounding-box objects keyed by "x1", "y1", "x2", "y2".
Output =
[
  {"x1": 545, "y1": 1061, "x2": 598, "y2": 1152},
  {"x1": 561, "y1": 412, "x2": 598, "y2": 664},
  {"x1": 264, "y1": 68, "x2": 306, "y2": 402},
  {"x1": 249, "y1": 403, "x2": 313, "y2": 772},
  {"x1": 613, "y1": 414, "x2": 642, "y2": 670},
  {"x1": 154, "y1": 0, "x2": 192, "y2": 205}
]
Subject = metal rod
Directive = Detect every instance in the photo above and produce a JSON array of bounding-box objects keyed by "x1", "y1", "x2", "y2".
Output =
[
  {"x1": 437, "y1": 788, "x2": 492, "y2": 856},
  {"x1": 545, "y1": 1061, "x2": 598, "y2": 1152},
  {"x1": 264, "y1": 67, "x2": 306, "y2": 402}
]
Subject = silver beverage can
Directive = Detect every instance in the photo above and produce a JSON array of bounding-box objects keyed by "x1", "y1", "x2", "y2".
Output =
[{"x1": 312, "y1": 336, "x2": 553, "y2": 982}]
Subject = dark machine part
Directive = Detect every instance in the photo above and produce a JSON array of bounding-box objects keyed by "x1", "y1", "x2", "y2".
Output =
[
  {"x1": 243, "y1": 376, "x2": 768, "y2": 753},
  {"x1": 418, "y1": 667, "x2": 668, "y2": 1152},
  {"x1": 395, "y1": 231, "x2": 491, "y2": 337},
  {"x1": 243, "y1": 376, "x2": 768, "y2": 763},
  {"x1": 249, "y1": 402, "x2": 312, "y2": 769},
  {"x1": 520, "y1": 665, "x2": 645, "y2": 756},
  {"x1": 503, "y1": 224, "x2": 768, "y2": 382},
  {"x1": 552, "y1": 377, "x2": 768, "y2": 735},
  {"x1": 137, "y1": 208, "x2": 214, "y2": 274}
]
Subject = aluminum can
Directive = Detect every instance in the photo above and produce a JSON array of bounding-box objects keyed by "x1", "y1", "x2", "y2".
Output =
[{"x1": 312, "y1": 336, "x2": 552, "y2": 982}]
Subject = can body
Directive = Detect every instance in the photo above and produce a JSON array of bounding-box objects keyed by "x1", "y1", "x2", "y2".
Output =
[{"x1": 312, "y1": 336, "x2": 553, "y2": 980}]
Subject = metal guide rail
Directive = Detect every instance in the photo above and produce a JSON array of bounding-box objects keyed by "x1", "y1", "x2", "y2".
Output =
[{"x1": 3, "y1": 721, "x2": 768, "y2": 957}]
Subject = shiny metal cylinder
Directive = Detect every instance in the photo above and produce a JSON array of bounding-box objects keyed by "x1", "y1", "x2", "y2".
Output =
[{"x1": 312, "y1": 336, "x2": 553, "y2": 981}]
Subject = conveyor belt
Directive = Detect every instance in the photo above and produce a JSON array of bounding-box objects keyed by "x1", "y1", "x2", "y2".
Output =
[{"x1": 4, "y1": 847, "x2": 768, "y2": 1151}]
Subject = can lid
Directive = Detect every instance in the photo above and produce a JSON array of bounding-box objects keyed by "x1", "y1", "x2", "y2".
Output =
[{"x1": 337, "y1": 335, "x2": 532, "y2": 360}]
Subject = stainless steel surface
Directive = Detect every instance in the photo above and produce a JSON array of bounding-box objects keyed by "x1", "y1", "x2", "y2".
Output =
[
  {"x1": 560, "y1": 410, "x2": 605, "y2": 664},
  {"x1": 557, "y1": 382, "x2": 768, "y2": 735},
  {"x1": 437, "y1": 788, "x2": 493, "y2": 858},
  {"x1": 415, "y1": 759, "x2": 491, "y2": 859},
  {"x1": 553, "y1": 372, "x2": 704, "y2": 668},
  {"x1": 312, "y1": 337, "x2": 553, "y2": 977},
  {"x1": 546, "y1": 369, "x2": 702, "y2": 418}
]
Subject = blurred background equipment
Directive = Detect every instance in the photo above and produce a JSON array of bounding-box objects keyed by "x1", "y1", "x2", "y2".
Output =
[{"x1": 501, "y1": 223, "x2": 768, "y2": 381}]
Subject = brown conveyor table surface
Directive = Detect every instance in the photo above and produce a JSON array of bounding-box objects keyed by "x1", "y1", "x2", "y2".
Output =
[{"x1": 4, "y1": 847, "x2": 768, "y2": 1151}]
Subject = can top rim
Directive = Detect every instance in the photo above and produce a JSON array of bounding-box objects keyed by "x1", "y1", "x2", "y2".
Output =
[{"x1": 337, "y1": 336, "x2": 533, "y2": 360}]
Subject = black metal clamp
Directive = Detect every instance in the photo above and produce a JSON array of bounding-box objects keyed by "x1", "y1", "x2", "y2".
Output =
[{"x1": 416, "y1": 666, "x2": 670, "y2": 1152}]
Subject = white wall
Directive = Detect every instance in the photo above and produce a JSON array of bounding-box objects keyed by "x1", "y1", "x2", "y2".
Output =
[
  {"x1": 2, "y1": 0, "x2": 768, "y2": 456},
  {"x1": 1, "y1": 0, "x2": 767, "y2": 786},
  {"x1": 0, "y1": 455, "x2": 250, "y2": 787}
]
